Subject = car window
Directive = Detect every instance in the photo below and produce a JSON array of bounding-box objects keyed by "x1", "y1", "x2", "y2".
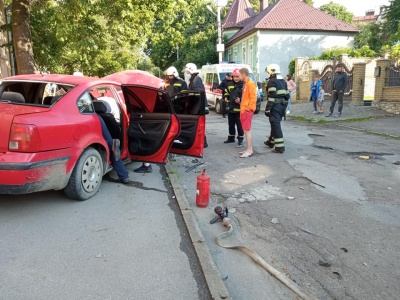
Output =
[{"x1": 77, "y1": 91, "x2": 94, "y2": 113}]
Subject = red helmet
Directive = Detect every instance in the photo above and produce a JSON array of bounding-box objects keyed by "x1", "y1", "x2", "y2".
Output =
[{"x1": 232, "y1": 68, "x2": 240, "y2": 77}]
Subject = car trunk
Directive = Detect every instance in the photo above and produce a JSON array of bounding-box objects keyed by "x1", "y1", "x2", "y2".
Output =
[{"x1": 0, "y1": 104, "x2": 50, "y2": 153}]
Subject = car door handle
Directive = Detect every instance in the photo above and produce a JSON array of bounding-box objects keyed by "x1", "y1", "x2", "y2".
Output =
[{"x1": 133, "y1": 114, "x2": 143, "y2": 119}]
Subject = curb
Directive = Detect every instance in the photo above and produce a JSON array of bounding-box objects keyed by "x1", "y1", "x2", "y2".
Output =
[{"x1": 165, "y1": 162, "x2": 230, "y2": 300}]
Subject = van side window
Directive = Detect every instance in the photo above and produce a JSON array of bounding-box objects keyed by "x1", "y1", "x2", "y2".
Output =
[{"x1": 205, "y1": 73, "x2": 213, "y2": 86}]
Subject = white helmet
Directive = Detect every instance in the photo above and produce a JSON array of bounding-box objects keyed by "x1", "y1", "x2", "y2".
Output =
[
  {"x1": 265, "y1": 64, "x2": 281, "y2": 75},
  {"x1": 184, "y1": 63, "x2": 199, "y2": 74},
  {"x1": 165, "y1": 66, "x2": 179, "y2": 77}
]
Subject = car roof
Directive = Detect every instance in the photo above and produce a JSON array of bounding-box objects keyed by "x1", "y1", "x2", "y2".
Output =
[
  {"x1": 1, "y1": 74, "x2": 98, "y2": 85},
  {"x1": 103, "y1": 70, "x2": 163, "y2": 89}
]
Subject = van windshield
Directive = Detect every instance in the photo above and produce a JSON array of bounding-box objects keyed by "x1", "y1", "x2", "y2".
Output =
[{"x1": 219, "y1": 72, "x2": 256, "y2": 82}]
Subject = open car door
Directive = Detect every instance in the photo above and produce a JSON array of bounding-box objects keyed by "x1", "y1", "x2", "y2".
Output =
[
  {"x1": 122, "y1": 85, "x2": 180, "y2": 164},
  {"x1": 169, "y1": 90, "x2": 206, "y2": 158}
]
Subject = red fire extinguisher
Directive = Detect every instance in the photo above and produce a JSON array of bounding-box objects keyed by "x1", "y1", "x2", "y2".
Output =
[{"x1": 196, "y1": 169, "x2": 210, "y2": 207}]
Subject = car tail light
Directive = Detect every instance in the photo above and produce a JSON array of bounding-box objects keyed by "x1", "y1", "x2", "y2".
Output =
[{"x1": 9, "y1": 124, "x2": 42, "y2": 152}]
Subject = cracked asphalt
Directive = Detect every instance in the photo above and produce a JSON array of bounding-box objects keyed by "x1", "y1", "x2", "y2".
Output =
[{"x1": 168, "y1": 104, "x2": 400, "y2": 300}]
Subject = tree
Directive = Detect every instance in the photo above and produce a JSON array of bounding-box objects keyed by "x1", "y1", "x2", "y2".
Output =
[
  {"x1": 319, "y1": 1, "x2": 353, "y2": 24},
  {"x1": 354, "y1": 23, "x2": 384, "y2": 53},
  {"x1": 12, "y1": 0, "x2": 36, "y2": 74},
  {"x1": 30, "y1": 0, "x2": 173, "y2": 76},
  {"x1": 302, "y1": 0, "x2": 314, "y2": 5},
  {"x1": 381, "y1": 0, "x2": 400, "y2": 44}
]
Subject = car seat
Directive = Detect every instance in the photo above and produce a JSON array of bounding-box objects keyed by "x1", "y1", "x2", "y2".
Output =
[
  {"x1": 93, "y1": 100, "x2": 121, "y2": 140},
  {"x1": 1, "y1": 91, "x2": 25, "y2": 103}
]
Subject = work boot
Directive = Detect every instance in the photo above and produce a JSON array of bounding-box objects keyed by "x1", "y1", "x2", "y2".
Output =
[
  {"x1": 272, "y1": 147, "x2": 285, "y2": 153},
  {"x1": 326, "y1": 112, "x2": 333, "y2": 117},
  {"x1": 224, "y1": 136, "x2": 235, "y2": 144},
  {"x1": 236, "y1": 137, "x2": 244, "y2": 148},
  {"x1": 264, "y1": 138, "x2": 274, "y2": 148},
  {"x1": 134, "y1": 164, "x2": 153, "y2": 173}
]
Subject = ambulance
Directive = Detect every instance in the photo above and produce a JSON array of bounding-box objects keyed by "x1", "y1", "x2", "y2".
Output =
[{"x1": 200, "y1": 63, "x2": 261, "y2": 114}]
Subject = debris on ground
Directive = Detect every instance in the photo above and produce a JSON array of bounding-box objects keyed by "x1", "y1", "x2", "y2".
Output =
[
  {"x1": 288, "y1": 196, "x2": 295, "y2": 200},
  {"x1": 333, "y1": 271, "x2": 342, "y2": 280},
  {"x1": 271, "y1": 218, "x2": 280, "y2": 224},
  {"x1": 318, "y1": 260, "x2": 331, "y2": 267},
  {"x1": 301, "y1": 228, "x2": 313, "y2": 234},
  {"x1": 340, "y1": 247, "x2": 348, "y2": 252},
  {"x1": 359, "y1": 155, "x2": 370, "y2": 160}
]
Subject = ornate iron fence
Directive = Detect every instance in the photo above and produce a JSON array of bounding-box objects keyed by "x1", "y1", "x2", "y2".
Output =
[
  {"x1": 320, "y1": 63, "x2": 353, "y2": 101},
  {"x1": 387, "y1": 65, "x2": 400, "y2": 87}
]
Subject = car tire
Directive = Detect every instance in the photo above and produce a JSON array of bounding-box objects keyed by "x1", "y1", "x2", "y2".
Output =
[
  {"x1": 64, "y1": 147, "x2": 104, "y2": 200},
  {"x1": 215, "y1": 100, "x2": 222, "y2": 114}
]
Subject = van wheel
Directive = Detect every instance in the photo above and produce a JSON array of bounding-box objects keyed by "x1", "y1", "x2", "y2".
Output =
[
  {"x1": 215, "y1": 100, "x2": 222, "y2": 114},
  {"x1": 64, "y1": 148, "x2": 103, "y2": 200}
]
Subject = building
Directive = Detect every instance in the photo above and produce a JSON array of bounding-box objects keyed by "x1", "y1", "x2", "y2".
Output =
[{"x1": 222, "y1": 0, "x2": 359, "y2": 81}]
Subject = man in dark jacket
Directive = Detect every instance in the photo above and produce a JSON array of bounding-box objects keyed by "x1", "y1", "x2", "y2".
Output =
[
  {"x1": 326, "y1": 63, "x2": 348, "y2": 117},
  {"x1": 223, "y1": 68, "x2": 244, "y2": 147},
  {"x1": 165, "y1": 66, "x2": 187, "y2": 97},
  {"x1": 218, "y1": 73, "x2": 232, "y2": 118}
]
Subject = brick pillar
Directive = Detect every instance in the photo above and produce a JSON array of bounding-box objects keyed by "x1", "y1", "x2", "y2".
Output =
[
  {"x1": 352, "y1": 62, "x2": 366, "y2": 105},
  {"x1": 374, "y1": 59, "x2": 391, "y2": 104}
]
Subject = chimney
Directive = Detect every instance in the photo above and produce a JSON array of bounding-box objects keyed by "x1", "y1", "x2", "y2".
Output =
[
  {"x1": 260, "y1": 0, "x2": 269, "y2": 11},
  {"x1": 365, "y1": 9, "x2": 375, "y2": 16}
]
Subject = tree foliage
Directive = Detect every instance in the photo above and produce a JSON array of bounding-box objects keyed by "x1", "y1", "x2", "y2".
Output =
[
  {"x1": 319, "y1": 1, "x2": 353, "y2": 24},
  {"x1": 354, "y1": 23, "x2": 384, "y2": 53},
  {"x1": 302, "y1": 0, "x2": 314, "y2": 5},
  {"x1": 381, "y1": 0, "x2": 400, "y2": 45},
  {"x1": 30, "y1": 0, "x2": 176, "y2": 76},
  {"x1": 317, "y1": 46, "x2": 377, "y2": 59}
]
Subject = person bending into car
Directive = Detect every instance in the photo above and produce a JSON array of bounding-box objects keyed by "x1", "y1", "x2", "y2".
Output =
[
  {"x1": 98, "y1": 116, "x2": 130, "y2": 183},
  {"x1": 223, "y1": 68, "x2": 244, "y2": 147}
]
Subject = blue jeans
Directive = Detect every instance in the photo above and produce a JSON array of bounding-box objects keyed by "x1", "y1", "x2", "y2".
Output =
[
  {"x1": 98, "y1": 116, "x2": 129, "y2": 180},
  {"x1": 287, "y1": 91, "x2": 292, "y2": 111}
]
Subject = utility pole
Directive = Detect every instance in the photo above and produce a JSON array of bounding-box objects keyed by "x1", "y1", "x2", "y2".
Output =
[{"x1": 207, "y1": 0, "x2": 227, "y2": 63}]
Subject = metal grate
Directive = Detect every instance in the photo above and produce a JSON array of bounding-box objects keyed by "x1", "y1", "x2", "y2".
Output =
[{"x1": 387, "y1": 65, "x2": 400, "y2": 87}]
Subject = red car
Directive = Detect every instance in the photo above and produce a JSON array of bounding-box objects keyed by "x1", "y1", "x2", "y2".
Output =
[{"x1": 0, "y1": 70, "x2": 206, "y2": 200}]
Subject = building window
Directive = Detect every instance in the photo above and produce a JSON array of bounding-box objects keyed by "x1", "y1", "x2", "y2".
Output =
[
  {"x1": 233, "y1": 47, "x2": 237, "y2": 62},
  {"x1": 242, "y1": 45, "x2": 246, "y2": 64},
  {"x1": 248, "y1": 42, "x2": 253, "y2": 66},
  {"x1": 228, "y1": 49, "x2": 231, "y2": 62}
]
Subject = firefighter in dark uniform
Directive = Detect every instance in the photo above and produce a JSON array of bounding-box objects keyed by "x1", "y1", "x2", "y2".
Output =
[
  {"x1": 223, "y1": 68, "x2": 244, "y2": 147},
  {"x1": 164, "y1": 66, "x2": 187, "y2": 97},
  {"x1": 218, "y1": 73, "x2": 232, "y2": 118},
  {"x1": 264, "y1": 64, "x2": 289, "y2": 153}
]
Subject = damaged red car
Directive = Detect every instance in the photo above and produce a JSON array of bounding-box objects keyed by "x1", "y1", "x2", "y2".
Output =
[{"x1": 0, "y1": 70, "x2": 206, "y2": 200}]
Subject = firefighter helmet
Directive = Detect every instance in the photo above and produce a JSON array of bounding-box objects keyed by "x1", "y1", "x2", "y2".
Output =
[
  {"x1": 184, "y1": 63, "x2": 199, "y2": 74},
  {"x1": 232, "y1": 68, "x2": 240, "y2": 77},
  {"x1": 265, "y1": 64, "x2": 281, "y2": 75},
  {"x1": 165, "y1": 66, "x2": 178, "y2": 77}
]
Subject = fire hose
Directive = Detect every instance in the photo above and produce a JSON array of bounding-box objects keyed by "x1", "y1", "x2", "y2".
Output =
[{"x1": 212, "y1": 206, "x2": 318, "y2": 300}]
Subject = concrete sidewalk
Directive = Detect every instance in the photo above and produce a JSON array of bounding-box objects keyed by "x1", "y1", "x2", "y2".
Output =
[{"x1": 288, "y1": 102, "x2": 400, "y2": 138}]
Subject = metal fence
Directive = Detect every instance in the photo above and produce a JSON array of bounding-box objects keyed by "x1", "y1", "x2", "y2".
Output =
[{"x1": 387, "y1": 65, "x2": 400, "y2": 87}]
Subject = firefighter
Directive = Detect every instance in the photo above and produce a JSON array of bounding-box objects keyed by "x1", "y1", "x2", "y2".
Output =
[
  {"x1": 218, "y1": 72, "x2": 232, "y2": 118},
  {"x1": 264, "y1": 64, "x2": 289, "y2": 153},
  {"x1": 164, "y1": 66, "x2": 187, "y2": 97},
  {"x1": 223, "y1": 68, "x2": 244, "y2": 147}
]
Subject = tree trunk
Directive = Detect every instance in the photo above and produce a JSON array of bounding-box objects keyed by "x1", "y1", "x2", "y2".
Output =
[{"x1": 12, "y1": 0, "x2": 36, "y2": 74}]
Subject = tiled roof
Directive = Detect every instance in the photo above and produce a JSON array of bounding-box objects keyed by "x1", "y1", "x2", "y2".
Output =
[
  {"x1": 222, "y1": 0, "x2": 256, "y2": 29},
  {"x1": 227, "y1": 0, "x2": 359, "y2": 44},
  {"x1": 352, "y1": 15, "x2": 379, "y2": 24}
]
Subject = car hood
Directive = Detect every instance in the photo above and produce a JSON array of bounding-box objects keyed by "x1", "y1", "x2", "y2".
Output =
[{"x1": 0, "y1": 104, "x2": 50, "y2": 153}]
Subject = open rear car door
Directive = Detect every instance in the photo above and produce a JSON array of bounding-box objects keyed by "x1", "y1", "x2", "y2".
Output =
[
  {"x1": 122, "y1": 85, "x2": 180, "y2": 164},
  {"x1": 169, "y1": 90, "x2": 206, "y2": 158}
]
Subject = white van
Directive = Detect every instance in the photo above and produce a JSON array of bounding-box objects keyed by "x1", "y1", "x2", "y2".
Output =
[{"x1": 200, "y1": 63, "x2": 261, "y2": 114}]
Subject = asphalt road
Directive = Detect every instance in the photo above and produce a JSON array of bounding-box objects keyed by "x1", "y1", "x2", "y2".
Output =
[
  {"x1": 169, "y1": 110, "x2": 400, "y2": 300},
  {"x1": 0, "y1": 163, "x2": 211, "y2": 300}
]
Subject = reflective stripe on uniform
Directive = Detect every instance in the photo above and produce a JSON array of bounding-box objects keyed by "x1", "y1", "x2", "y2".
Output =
[
  {"x1": 274, "y1": 137, "x2": 284, "y2": 148},
  {"x1": 268, "y1": 87, "x2": 277, "y2": 92}
]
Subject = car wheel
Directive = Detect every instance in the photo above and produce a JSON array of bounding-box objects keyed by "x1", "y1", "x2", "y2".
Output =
[
  {"x1": 64, "y1": 148, "x2": 104, "y2": 200},
  {"x1": 215, "y1": 100, "x2": 222, "y2": 114}
]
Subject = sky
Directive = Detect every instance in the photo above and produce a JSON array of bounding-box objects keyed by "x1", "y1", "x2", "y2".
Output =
[{"x1": 313, "y1": 0, "x2": 391, "y2": 16}]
